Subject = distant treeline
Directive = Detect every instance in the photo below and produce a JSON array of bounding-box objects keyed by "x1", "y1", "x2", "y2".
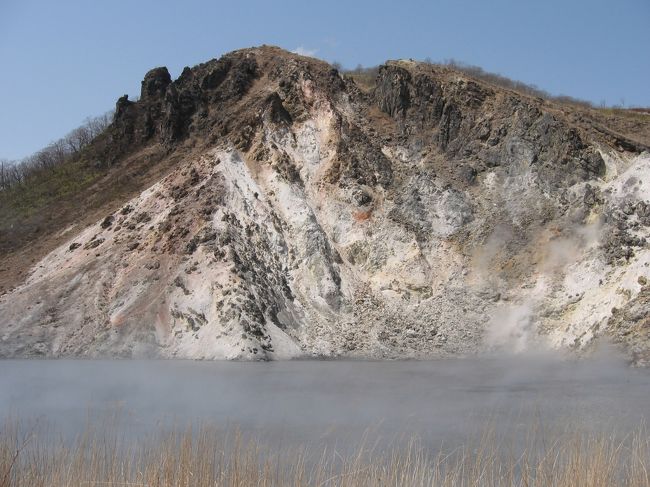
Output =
[
  {"x1": 0, "y1": 112, "x2": 112, "y2": 191},
  {"x1": 339, "y1": 59, "x2": 605, "y2": 110},
  {"x1": 437, "y1": 58, "x2": 596, "y2": 109}
]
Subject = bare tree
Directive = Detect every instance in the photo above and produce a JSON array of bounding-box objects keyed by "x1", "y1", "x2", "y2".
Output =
[
  {"x1": 0, "y1": 159, "x2": 9, "y2": 190},
  {"x1": 0, "y1": 111, "x2": 113, "y2": 192},
  {"x1": 65, "y1": 126, "x2": 91, "y2": 154},
  {"x1": 0, "y1": 159, "x2": 24, "y2": 189},
  {"x1": 437, "y1": 58, "x2": 595, "y2": 108}
]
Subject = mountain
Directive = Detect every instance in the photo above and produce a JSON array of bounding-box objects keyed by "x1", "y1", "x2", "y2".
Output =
[{"x1": 1, "y1": 46, "x2": 649, "y2": 362}]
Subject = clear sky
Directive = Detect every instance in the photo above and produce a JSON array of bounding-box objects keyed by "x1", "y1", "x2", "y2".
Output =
[{"x1": 1, "y1": 0, "x2": 648, "y2": 161}]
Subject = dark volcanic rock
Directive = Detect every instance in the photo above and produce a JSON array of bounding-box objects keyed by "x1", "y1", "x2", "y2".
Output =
[
  {"x1": 140, "y1": 67, "x2": 172, "y2": 101},
  {"x1": 111, "y1": 51, "x2": 260, "y2": 149},
  {"x1": 328, "y1": 122, "x2": 393, "y2": 188},
  {"x1": 372, "y1": 61, "x2": 606, "y2": 189},
  {"x1": 375, "y1": 65, "x2": 411, "y2": 117},
  {"x1": 438, "y1": 102, "x2": 463, "y2": 150}
]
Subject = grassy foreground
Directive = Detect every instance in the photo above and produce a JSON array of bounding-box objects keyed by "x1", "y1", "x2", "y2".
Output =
[{"x1": 1, "y1": 420, "x2": 649, "y2": 487}]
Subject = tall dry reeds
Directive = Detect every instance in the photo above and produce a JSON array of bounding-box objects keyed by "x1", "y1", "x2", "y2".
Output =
[{"x1": 0, "y1": 418, "x2": 648, "y2": 486}]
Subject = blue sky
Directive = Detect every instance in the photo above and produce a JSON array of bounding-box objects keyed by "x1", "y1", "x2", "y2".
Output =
[{"x1": 1, "y1": 0, "x2": 648, "y2": 160}]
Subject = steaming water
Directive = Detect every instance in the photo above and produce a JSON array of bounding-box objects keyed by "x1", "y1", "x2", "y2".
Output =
[{"x1": 1, "y1": 356, "x2": 650, "y2": 450}]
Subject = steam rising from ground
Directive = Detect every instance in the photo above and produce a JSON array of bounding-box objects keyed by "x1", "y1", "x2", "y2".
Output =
[
  {"x1": 483, "y1": 218, "x2": 604, "y2": 353},
  {"x1": 1, "y1": 357, "x2": 648, "y2": 452},
  {"x1": 485, "y1": 280, "x2": 546, "y2": 352}
]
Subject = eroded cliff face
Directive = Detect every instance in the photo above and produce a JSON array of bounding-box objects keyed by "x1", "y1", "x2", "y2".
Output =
[{"x1": 1, "y1": 46, "x2": 649, "y2": 362}]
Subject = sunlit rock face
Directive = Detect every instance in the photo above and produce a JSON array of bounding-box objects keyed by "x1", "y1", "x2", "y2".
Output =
[{"x1": 1, "y1": 46, "x2": 649, "y2": 363}]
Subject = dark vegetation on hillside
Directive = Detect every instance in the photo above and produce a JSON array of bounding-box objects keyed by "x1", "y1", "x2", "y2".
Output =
[
  {"x1": 0, "y1": 114, "x2": 121, "y2": 256},
  {"x1": 0, "y1": 114, "x2": 117, "y2": 261},
  {"x1": 0, "y1": 113, "x2": 112, "y2": 191},
  {"x1": 0, "y1": 105, "x2": 179, "y2": 280}
]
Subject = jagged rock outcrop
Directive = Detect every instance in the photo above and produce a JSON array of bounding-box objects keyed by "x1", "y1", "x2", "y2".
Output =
[
  {"x1": 374, "y1": 62, "x2": 606, "y2": 188},
  {"x1": 1, "y1": 46, "x2": 649, "y2": 362}
]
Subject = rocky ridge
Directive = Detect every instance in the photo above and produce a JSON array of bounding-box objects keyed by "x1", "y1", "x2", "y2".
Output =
[{"x1": 1, "y1": 46, "x2": 650, "y2": 363}]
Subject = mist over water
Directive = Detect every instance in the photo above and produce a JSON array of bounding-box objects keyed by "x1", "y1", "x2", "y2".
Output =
[{"x1": 1, "y1": 355, "x2": 649, "y2": 451}]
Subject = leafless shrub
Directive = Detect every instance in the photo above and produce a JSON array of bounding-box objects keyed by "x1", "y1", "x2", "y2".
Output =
[
  {"x1": 441, "y1": 58, "x2": 595, "y2": 108},
  {"x1": 0, "y1": 112, "x2": 112, "y2": 192}
]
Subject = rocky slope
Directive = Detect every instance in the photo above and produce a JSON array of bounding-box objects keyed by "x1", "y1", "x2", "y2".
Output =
[{"x1": 1, "y1": 46, "x2": 650, "y2": 362}]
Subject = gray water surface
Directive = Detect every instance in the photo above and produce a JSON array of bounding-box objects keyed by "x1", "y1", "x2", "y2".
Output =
[{"x1": 1, "y1": 356, "x2": 649, "y2": 449}]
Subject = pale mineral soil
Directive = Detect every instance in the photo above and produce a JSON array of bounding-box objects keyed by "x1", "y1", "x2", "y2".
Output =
[{"x1": 1, "y1": 46, "x2": 649, "y2": 363}]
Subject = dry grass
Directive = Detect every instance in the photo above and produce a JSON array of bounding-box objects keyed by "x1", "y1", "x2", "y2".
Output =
[{"x1": 0, "y1": 419, "x2": 648, "y2": 487}]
